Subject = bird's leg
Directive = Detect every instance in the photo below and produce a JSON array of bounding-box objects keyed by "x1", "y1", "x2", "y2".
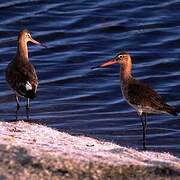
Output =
[
  {"x1": 26, "y1": 98, "x2": 30, "y2": 121},
  {"x1": 139, "y1": 113, "x2": 147, "y2": 151},
  {"x1": 144, "y1": 113, "x2": 147, "y2": 130},
  {"x1": 144, "y1": 113, "x2": 148, "y2": 150},
  {"x1": 15, "y1": 95, "x2": 20, "y2": 120}
]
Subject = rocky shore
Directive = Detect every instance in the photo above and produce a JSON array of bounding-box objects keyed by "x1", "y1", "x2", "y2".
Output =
[{"x1": 0, "y1": 121, "x2": 179, "y2": 180}]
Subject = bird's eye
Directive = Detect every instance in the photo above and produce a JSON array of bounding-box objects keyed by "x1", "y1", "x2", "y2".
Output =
[
  {"x1": 26, "y1": 33, "x2": 31, "y2": 38},
  {"x1": 118, "y1": 55, "x2": 123, "y2": 59}
]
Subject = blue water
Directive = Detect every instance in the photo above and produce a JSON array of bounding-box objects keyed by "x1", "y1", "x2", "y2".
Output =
[{"x1": 0, "y1": 0, "x2": 179, "y2": 156}]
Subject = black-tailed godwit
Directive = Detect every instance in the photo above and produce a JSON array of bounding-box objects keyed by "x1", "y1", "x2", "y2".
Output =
[
  {"x1": 6, "y1": 29, "x2": 46, "y2": 120},
  {"x1": 92, "y1": 52, "x2": 177, "y2": 150}
]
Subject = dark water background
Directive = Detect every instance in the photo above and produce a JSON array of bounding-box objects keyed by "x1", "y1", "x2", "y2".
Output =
[{"x1": 0, "y1": 0, "x2": 179, "y2": 156}]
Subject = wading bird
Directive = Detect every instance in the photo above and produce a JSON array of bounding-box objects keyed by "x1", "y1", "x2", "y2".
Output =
[
  {"x1": 92, "y1": 52, "x2": 177, "y2": 150},
  {"x1": 6, "y1": 29, "x2": 46, "y2": 120}
]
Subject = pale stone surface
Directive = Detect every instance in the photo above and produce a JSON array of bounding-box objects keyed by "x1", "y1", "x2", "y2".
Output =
[{"x1": 0, "y1": 121, "x2": 179, "y2": 179}]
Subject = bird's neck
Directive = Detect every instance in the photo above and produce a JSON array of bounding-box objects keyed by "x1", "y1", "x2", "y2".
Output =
[
  {"x1": 16, "y1": 39, "x2": 29, "y2": 61},
  {"x1": 120, "y1": 61, "x2": 133, "y2": 82}
]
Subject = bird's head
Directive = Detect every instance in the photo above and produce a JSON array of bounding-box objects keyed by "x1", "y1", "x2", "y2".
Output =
[
  {"x1": 18, "y1": 29, "x2": 47, "y2": 48},
  {"x1": 91, "y1": 52, "x2": 131, "y2": 69}
]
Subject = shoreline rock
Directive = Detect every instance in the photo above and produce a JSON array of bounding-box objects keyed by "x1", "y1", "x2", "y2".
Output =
[{"x1": 0, "y1": 121, "x2": 179, "y2": 179}]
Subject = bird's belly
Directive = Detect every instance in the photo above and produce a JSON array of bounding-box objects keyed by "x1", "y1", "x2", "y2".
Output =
[{"x1": 127, "y1": 102, "x2": 167, "y2": 115}]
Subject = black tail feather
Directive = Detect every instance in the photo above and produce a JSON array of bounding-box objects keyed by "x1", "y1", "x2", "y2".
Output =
[
  {"x1": 18, "y1": 84, "x2": 36, "y2": 99},
  {"x1": 25, "y1": 90, "x2": 36, "y2": 99},
  {"x1": 164, "y1": 104, "x2": 178, "y2": 116}
]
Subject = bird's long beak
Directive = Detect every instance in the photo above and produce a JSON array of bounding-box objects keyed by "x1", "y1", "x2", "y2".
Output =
[
  {"x1": 91, "y1": 58, "x2": 117, "y2": 69},
  {"x1": 29, "y1": 37, "x2": 47, "y2": 48}
]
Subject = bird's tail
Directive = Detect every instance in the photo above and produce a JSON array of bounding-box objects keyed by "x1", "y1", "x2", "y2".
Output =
[
  {"x1": 164, "y1": 104, "x2": 178, "y2": 116},
  {"x1": 25, "y1": 90, "x2": 37, "y2": 99}
]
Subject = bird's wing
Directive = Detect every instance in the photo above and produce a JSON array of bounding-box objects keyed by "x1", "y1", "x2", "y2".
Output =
[
  {"x1": 6, "y1": 62, "x2": 38, "y2": 99},
  {"x1": 127, "y1": 81, "x2": 166, "y2": 109}
]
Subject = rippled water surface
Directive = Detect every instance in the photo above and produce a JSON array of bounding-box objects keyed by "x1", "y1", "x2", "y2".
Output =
[{"x1": 0, "y1": 0, "x2": 179, "y2": 156}]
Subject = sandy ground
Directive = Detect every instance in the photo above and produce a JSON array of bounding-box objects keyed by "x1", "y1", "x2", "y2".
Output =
[{"x1": 0, "y1": 121, "x2": 179, "y2": 180}]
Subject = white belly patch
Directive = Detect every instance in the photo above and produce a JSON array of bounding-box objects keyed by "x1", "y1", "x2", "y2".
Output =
[{"x1": 25, "y1": 81, "x2": 32, "y2": 91}]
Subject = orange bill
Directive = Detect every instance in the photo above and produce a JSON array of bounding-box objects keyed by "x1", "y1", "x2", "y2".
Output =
[
  {"x1": 100, "y1": 59, "x2": 117, "y2": 67},
  {"x1": 29, "y1": 37, "x2": 47, "y2": 48},
  {"x1": 91, "y1": 58, "x2": 117, "y2": 69}
]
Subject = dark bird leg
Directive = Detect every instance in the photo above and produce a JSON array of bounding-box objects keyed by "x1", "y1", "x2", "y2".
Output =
[
  {"x1": 144, "y1": 113, "x2": 147, "y2": 130},
  {"x1": 139, "y1": 113, "x2": 147, "y2": 151},
  {"x1": 144, "y1": 113, "x2": 148, "y2": 150},
  {"x1": 15, "y1": 95, "x2": 20, "y2": 120},
  {"x1": 26, "y1": 98, "x2": 30, "y2": 121}
]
